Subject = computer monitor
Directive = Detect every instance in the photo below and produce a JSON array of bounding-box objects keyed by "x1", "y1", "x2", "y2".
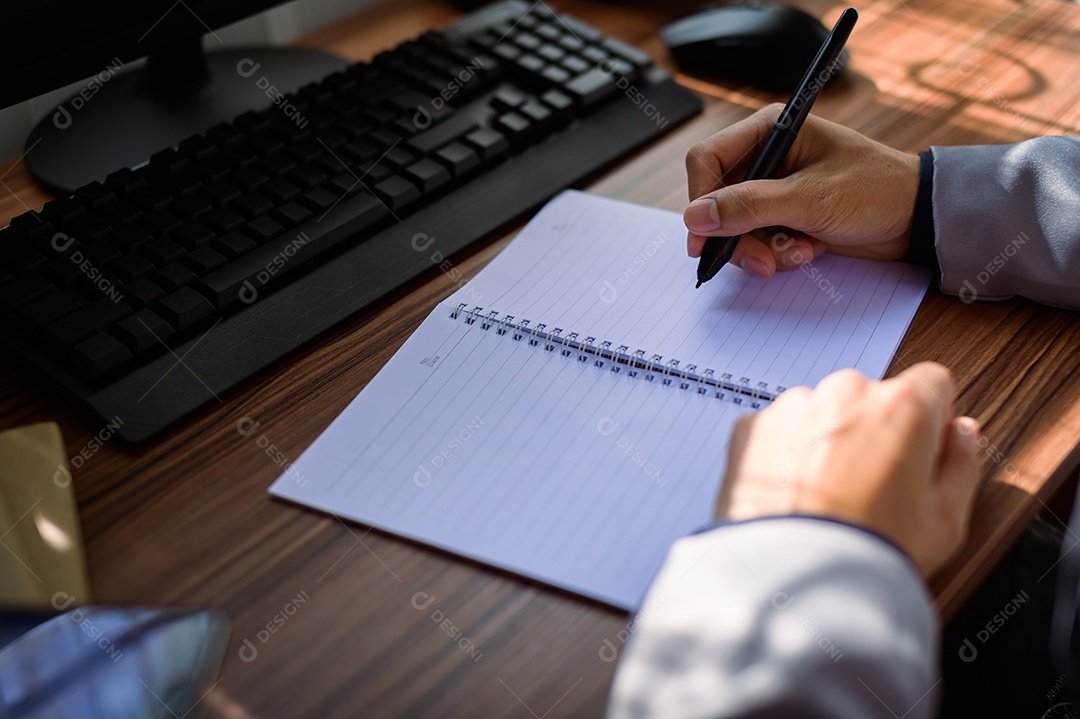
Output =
[{"x1": 0, "y1": 1, "x2": 350, "y2": 194}]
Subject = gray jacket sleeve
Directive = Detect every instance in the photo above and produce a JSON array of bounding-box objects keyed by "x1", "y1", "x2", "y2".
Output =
[
  {"x1": 932, "y1": 138, "x2": 1080, "y2": 309},
  {"x1": 606, "y1": 518, "x2": 939, "y2": 719}
]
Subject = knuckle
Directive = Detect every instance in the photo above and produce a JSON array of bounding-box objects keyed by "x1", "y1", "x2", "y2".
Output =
[{"x1": 728, "y1": 183, "x2": 759, "y2": 217}]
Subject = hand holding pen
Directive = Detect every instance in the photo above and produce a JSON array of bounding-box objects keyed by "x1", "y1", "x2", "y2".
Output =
[{"x1": 691, "y1": 8, "x2": 863, "y2": 286}]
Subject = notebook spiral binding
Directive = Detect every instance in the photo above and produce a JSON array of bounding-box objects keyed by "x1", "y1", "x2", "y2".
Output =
[{"x1": 450, "y1": 303, "x2": 782, "y2": 408}]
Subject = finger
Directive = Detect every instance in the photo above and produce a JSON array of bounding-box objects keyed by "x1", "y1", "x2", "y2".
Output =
[
  {"x1": 729, "y1": 235, "x2": 776, "y2": 279},
  {"x1": 934, "y1": 417, "x2": 982, "y2": 548},
  {"x1": 686, "y1": 104, "x2": 783, "y2": 200},
  {"x1": 751, "y1": 228, "x2": 817, "y2": 271},
  {"x1": 892, "y1": 361, "x2": 955, "y2": 432},
  {"x1": 685, "y1": 177, "x2": 805, "y2": 239},
  {"x1": 716, "y1": 415, "x2": 755, "y2": 518}
]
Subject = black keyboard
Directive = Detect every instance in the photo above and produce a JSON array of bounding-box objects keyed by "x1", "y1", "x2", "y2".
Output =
[{"x1": 0, "y1": 0, "x2": 701, "y2": 442}]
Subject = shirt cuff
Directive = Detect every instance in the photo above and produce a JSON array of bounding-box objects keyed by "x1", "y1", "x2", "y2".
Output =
[{"x1": 904, "y1": 150, "x2": 938, "y2": 273}]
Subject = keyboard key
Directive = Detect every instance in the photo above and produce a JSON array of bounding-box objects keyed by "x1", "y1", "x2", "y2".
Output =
[
  {"x1": 563, "y1": 68, "x2": 618, "y2": 107},
  {"x1": 261, "y1": 179, "x2": 301, "y2": 204},
  {"x1": 558, "y1": 35, "x2": 585, "y2": 53},
  {"x1": 112, "y1": 253, "x2": 155, "y2": 282},
  {"x1": 493, "y1": 112, "x2": 532, "y2": 142},
  {"x1": 114, "y1": 308, "x2": 174, "y2": 353},
  {"x1": 215, "y1": 231, "x2": 257, "y2": 259},
  {"x1": 464, "y1": 128, "x2": 509, "y2": 161},
  {"x1": 541, "y1": 89, "x2": 574, "y2": 114},
  {"x1": 299, "y1": 188, "x2": 339, "y2": 214},
  {"x1": 67, "y1": 215, "x2": 112, "y2": 242},
  {"x1": 538, "y1": 44, "x2": 565, "y2": 63},
  {"x1": 203, "y1": 207, "x2": 245, "y2": 234},
  {"x1": 492, "y1": 87, "x2": 529, "y2": 111},
  {"x1": 373, "y1": 176, "x2": 421, "y2": 211},
  {"x1": 155, "y1": 262, "x2": 197, "y2": 292},
  {"x1": 183, "y1": 246, "x2": 227, "y2": 275},
  {"x1": 159, "y1": 287, "x2": 214, "y2": 330},
  {"x1": 200, "y1": 191, "x2": 387, "y2": 308},
  {"x1": 560, "y1": 55, "x2": 590, "y2": 75},
  {"x1": 541, "y1": 65, "x2": 571, "y2": 85},
  {"x1": 290, "y1": 165, "x2": 328, "y2": 191},
  {"x1": 47, "y1": 298, "x2": 132, "y2": 347},
  {"x1": 515, "y1": 54, "x2": 545, "y2": 74},
  {"x1": 42, "y1": 257, "x2": 84, "y2": 288},
  {"x1": 130, "y1": 185, "x2": 172, "y2": 212},
  {"x1": 493, "y1": 44, "x2": 522, "y2": 62},
  {"x1": 143, "y1": 238, "x2": 185, "y2": 265},
  {"x1": 172, "y1": 195, "x2": 214, "y2": 222},
  {"x1": 514, "y1": 33, "x2": 542, "y2": 51},
  {"x1": 1, "y1": 243, "x2": 44, "y2": 274},
  {"x1": 272, "y1": 203, "x2": 313, "y2": 227},
  {"x1": 101, "y1": 201, "x2": 141, "y2": 227},
  {"x1": 113, "y1": 225, "x2": 154, "y2": 251},
  {"x1": 124, "y1": 278, "x2": 165, "y2": 309},
  {"x1": 602, "y1": 37, "x2": 653, "y2": 70},
  {"x1": 20, "y1": 290, "x2": 82, "y2": 328},
  {"x1": 407, "y1": 114, "x2": 480, "y2": 155},
  {"x1": 72, "y1": 332, "x2": 132, "y2": 378},
  {"x1": 384, "y1": 146, "x2": 418, "y2": 170},
  {"x1": 560, "y1": 16, "x2": 602, "y2": 42},
  {"x1": 519, "y1": 100, "x2": 553, "y2": 126},
  {"x1": 142, "y1": 210, "x2": 184, "y2": 238},
  {"x1": 0, "y1": 272, "x2": 50, "y2": 308},
  {"x1": 435, "y1": 143, "x2": 481, "y2": 176},
  {"x1": 202, "y1": 180, "x2": 243, "y2": 208},
  {"x1": 244, "y1": 216, "x2": 286, "y2": 243},
  {"x1": 234, "y1": 192, "x2": 274, "y2": 221},
  {"x1": 405, "y1": 159, "x2": 451, "y2": 193},
  {"x1": 174, "y1": 223, "x2": 216, "y2": 250}
]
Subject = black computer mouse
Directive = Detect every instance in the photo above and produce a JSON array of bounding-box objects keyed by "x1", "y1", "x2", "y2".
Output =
[{"x1": 660, "y1": 4, "x2": 850, "y2": 93}]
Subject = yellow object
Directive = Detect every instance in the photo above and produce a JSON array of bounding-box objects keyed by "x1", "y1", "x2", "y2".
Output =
[{"x1": 0, "y1": 422, "x2": 91, "y2": 610}]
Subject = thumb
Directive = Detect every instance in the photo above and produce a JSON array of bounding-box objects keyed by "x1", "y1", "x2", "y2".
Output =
[{"x1": 685, "y1": 178, "x2": 806, "y2": 238}]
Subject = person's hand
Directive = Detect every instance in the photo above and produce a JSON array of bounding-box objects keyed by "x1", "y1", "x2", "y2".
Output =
[
  {"x1": 685, "y1": 104, "x2": 921, "y2": 279},
  {"x1": 715, "y1": 363, "x2": 982, "y2": 577}
]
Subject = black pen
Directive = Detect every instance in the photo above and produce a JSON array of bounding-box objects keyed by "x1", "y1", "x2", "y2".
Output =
[{"x1": 695, "y1": 7, "x2": 858, "y2": 288}]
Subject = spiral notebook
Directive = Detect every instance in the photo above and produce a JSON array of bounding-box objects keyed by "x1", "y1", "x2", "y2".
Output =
[{"x1": 270, "y1": 191, "x2": 931, "y2": 610}]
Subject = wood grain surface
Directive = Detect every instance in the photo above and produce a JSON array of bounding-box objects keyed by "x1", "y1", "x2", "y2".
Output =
[{"x1": 1, "y1": 0, "x2": 1078, "y2": 716}]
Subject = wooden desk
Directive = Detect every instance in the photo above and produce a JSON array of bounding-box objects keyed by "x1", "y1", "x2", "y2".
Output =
[{"x1": 1, "y1": 0, "x2": 1079, "y2": 715}]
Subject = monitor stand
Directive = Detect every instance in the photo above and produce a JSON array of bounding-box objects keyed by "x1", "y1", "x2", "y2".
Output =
[{"x1": 25, "y1": 39, "x2": 349, "y2": 195}]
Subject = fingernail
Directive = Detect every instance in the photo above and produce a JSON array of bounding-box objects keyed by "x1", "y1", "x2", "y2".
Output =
[
  {"x1": 782, "y1": 247, "x2": 806, "y2": 266},
  {"x1": 742, "y1": 256, "x2": 770, "y2": 278},
  {"x1": 685, "y1": 198, "x2": 720, "y2": 232},
  {"x1": 957, "y1": 416, "x2": 981, "y2": 445}
]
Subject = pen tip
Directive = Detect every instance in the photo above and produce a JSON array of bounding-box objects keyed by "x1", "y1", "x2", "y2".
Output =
[{"x1": 695, "y1": 281, "x2": 703, "y2": 289}]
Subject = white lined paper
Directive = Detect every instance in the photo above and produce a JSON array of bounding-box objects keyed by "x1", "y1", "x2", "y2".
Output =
[{"x1": 270, "y1": 191, "x2": 930, "y2": 609}]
